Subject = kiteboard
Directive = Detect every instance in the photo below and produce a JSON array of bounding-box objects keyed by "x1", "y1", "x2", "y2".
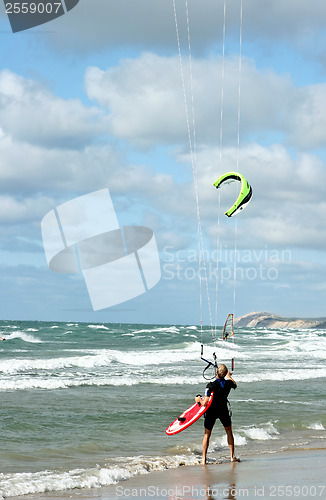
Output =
[{"x1": 165, "y1": 393, "x2": 214, "y2": 436}]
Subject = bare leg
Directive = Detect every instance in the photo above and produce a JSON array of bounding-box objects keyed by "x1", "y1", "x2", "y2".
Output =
[
  {"x1": 224, "y1": 425, "x2": 240, "y2": 462},
  {"x1": 202, "y1": 428, "x2": 212, "y2": 465}
]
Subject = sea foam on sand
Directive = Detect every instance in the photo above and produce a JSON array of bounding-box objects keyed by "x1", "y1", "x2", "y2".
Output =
[{"x1": 21, "y1": 449, "x2": 326, "y2": 500}]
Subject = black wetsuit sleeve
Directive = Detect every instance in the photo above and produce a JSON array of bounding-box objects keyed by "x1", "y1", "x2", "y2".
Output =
[
  {"x1": 226, "y1": 380, "x2": 236, "y2": 394},
  {"x1": 205, "y1": 382, "x2": 213, "y2": 397}
]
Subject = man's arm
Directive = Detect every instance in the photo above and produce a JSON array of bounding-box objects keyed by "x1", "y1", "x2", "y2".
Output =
[
  {"x1": 226, "y1": 371, "x2": 237, "y2": 388},
  {"x1": 195, "y1": 395, "x2": 210, "y2": 406}
]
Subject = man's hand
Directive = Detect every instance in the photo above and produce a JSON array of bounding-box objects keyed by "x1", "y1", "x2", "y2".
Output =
[{"x1": 226, "y1": 371, "x2": 237, "y2": 388}]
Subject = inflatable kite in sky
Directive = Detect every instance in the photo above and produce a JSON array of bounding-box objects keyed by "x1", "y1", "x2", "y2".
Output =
[{"x1": 213, "y1": 172, "x2": 252, "y2": 217}]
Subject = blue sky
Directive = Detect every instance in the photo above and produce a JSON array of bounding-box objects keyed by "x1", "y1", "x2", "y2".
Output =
[{"x1": 0, "y1": 0, "x2": 325, "y2": 325}]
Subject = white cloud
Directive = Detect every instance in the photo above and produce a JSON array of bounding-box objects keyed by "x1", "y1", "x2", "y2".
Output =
[
  {"x1": 84, "y1": 52, "x2": 326, "y2": 152},
  {"x1": 289, "y1": 84, "x2": 326, "y2": 149},
  {"x1": 180, "y1": 143, "x2": 326, "y2": 250},
  {"x1": 85, "y1": 53, "x2": 296, "y2": 147},
  {"x1": 0, "y1": 70, "x2": 106, "y2": 149},
  {"x1": 85, "y1": 54, "x2": 186, "y2": 148},
  {"x1": 0, "y1": 61, "x2": 325, "y2": 256},
  {"x1": 0, "y1": 127, "x2": 175, "y2": 201},
  {"x1": 0, "y1": 195, "x2": 56, "y2": 224},
  {"x1": 1, "y1": 2, "x2": 326, "y2": 321},
  {"x1": 38, "y1": 0, "x2": 326, "y2": 60}
]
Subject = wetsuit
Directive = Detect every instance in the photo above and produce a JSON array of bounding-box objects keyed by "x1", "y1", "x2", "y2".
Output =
[{"x1": 204, "y1": 378, "x2": 236, "y2": 430}]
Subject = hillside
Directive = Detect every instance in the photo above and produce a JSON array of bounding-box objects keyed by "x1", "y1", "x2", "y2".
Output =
[{"x1": 234, "y1": 312, "x2": 326, "y2": 329}]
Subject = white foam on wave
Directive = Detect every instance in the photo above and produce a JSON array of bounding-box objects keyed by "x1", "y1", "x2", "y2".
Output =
[
  {"x1": 0, "y1": 352, "x2": 115, "y2": 375},
  {"x1": 0, "y1": 373, "x2": 204, "y2": 392},
  {"x1": 0, "y1": 342, "x2": 205, "y2": 375},
  {"x1": 115, "y1": 343, "x2": 201, "y2": 365},
  {"x1": 238, "y1": 367, "x2": 326, "y2": 383},
  {"x1": 243, "y1": 428, "x2": 277, "y2": 441},
  {"x1": 0, "y1": 376, "x2": 138, "y2": 391},
  {"x1": 305, "y1": 422, "x2": 325, "y2": 431},
  {"x1": 133, "y1": 326, "x2": 180, "y2": 335},
  {"x1": 278, "y1": 399, "x2": 310, "y2": 406},
  {"x1": 215, "y1": 433, "x2": 247, "y2": 449},
  {"x1": 239, "y1": 422, "x2": 279, "y2": 441},
  {"x1": 0, "y1": 454, "x2": 199, "y2": 498},
  {"x1": 4, "y1": 332, "x2": 42, "y2": 343},
  {"x1": 88, "y1": 324, "x2": 110, "y2": 330},
  {"x1": 0, "y1": 466, "x2": 133, "y2": 498},
  {"x1": 240, "y1": 342, "x2": 326, "y2": 363},
  {"x1": 195, "y1": 342, "x2": 248, "y2": 361},
  {"x1": 0, "y1": 342, "x2": 203, "y2": 375}
]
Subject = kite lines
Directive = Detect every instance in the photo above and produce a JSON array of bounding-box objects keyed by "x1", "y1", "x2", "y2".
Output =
[{"x1": 172, "y1": 0, "x2": 248, "y2": 376}]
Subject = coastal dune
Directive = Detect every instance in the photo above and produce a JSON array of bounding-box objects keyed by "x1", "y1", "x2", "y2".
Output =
[{"x1": 234, "y1": 312, "x2": 326, "y2": 329}]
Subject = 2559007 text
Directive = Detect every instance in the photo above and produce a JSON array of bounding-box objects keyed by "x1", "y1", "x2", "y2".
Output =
[
  {"x1": 5, "y1": 2, "x2": 62, "y2": 14},
  {"x1": 267, "y1": 485, "x2": 325, "y2": 497}
]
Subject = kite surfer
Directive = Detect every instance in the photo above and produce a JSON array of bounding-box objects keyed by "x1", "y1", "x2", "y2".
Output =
[{"x1": 195, "y1": 364, "x2": 240, "y2": 464}]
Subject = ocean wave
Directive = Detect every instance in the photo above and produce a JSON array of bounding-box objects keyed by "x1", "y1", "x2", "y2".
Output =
[
  {"x1": 0, "y1": 354, "x2": 113, "y2": 374},
  {"x1": 237, "y1": 398, "x2": 311, "y2": 406},
  {"x1": 1, "y1": 350, "x2": 325, "y2": 383},
  {"x1": 0, "y1": 373, "x2": 204, "y2": 392},
  {"x1": 2, "y1": 332, "x2": 42, "y2": 343},
  {"x1": 305, "y1": 422, "x2": 325, "y2": 431},
  {"x1": 278, "y1": 400, "x2": 310, "y2": 406},
  {"x1": 132, "y1": 326, "x2": 181, "y2": 334},
  {"x1": 88, "y1": 324, "x2": 110, "y2": 330},
  {"x1": 238, "y1": 422, "x2": 279, "y2": 441},
  {"x1": 213, "y1": 433, "x2": 247, "y2": 449},
  {"x1": 238, "y1": 368, "x2": 326, "y2": 383},
  {"x1": 0, "y1": 376, "x2": 138, "y2": 391},
  {"x1": 0, "y1": 454, "x2": 200, "y2": 498},
  {"x1": 0, "y1": 343, "x2": 204, "y2": 375}
]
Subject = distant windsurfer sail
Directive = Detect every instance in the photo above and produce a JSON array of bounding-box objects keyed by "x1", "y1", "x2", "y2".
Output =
[
  {"x1": 223, "y1": 313, "x2": 235, "y2": 371},
  {"x1": 223, "y1": 313, "x2": 234, "y2": 340},
  {"x1": 213, "y1": 172, "x2": 252, "y2": 217}
]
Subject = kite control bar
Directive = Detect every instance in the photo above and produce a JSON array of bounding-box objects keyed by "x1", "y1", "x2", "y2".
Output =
[
  {"x1": 201, "y1": 345, "x2": 235, "y2": 379},
  {"x1": 200, "y1": 345, "x2": 218, "y2": 380}
]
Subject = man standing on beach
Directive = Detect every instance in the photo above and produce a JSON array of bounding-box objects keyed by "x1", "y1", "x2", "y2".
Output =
[{"x1": 195, "y1": 364, "x2": 240, "y2": 464}]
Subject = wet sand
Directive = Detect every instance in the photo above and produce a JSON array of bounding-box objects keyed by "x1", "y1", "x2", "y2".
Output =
[{"x1": 23, "y1": 448, "x2": 326, "y2": 500}]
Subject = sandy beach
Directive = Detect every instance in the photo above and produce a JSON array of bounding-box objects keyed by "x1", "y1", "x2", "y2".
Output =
[{"x1": 21, "y1": 448, "x2": 326, "y2": 500}]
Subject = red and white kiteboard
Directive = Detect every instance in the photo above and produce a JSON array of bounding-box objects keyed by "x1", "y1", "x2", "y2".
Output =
[{"x1": 165, "y1": 392, "x2": 214, "y2": 435}]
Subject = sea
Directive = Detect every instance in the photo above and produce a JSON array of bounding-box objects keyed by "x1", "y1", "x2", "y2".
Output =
[{"x1": 0, "y1": 320, "x2": 325, "y2": 498}]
